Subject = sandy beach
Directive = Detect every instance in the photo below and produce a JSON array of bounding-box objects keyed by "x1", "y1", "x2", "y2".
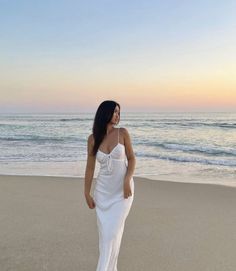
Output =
[{"x1": 0, "y1": 175, "x2": 236, "y2": 271}]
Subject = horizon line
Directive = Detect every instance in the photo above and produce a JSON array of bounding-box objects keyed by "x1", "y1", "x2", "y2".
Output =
[{"x1": 0, "y1": 111, "x2": 236, "y2": 115}]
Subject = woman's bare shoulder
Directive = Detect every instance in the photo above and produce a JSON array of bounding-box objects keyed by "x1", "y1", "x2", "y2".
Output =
[
  {"x1": 120, "y1": 127, "x2": 132, "y2": 144},
  {"x1": 87, "y1": 134, "x2": 95, "y2": 145},
  {"x1": 120, "y1": 127, "x2": 130, "y2": 136}
]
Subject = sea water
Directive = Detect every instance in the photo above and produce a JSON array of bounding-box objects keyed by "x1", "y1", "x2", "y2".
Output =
[{"x1": 0, "y1": 112, "x2": 235, "y2": 186}]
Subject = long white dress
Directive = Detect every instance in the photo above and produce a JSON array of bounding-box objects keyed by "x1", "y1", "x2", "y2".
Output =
[{"x1": 94, "y1": 127, "x2": 134, "y2": 271}]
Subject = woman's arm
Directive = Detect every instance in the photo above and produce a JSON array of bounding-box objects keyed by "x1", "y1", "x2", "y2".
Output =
[
  {"x1": 84, "y1": 134, "x2": 96, "y2": 208},
  {"x1": 122, "y1": 127, "x2": 136, "y2": 183}
]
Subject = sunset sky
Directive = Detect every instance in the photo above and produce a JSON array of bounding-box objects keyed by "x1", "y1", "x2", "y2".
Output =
[{"x1": 0, "y1": 0, "x2": 235, "y2": 113}]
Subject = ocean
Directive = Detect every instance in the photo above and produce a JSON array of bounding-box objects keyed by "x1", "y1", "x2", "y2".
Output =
[{"x1": 0, "y1": 112, "x2": 235, "y2": 186}]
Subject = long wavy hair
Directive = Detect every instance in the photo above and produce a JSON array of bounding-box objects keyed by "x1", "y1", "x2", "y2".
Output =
[{"x1": 92, "y1": 100, "x2": 120, "y2": 156}]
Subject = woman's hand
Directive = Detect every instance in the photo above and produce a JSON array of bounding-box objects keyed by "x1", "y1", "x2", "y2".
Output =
[
  {"x1": 85, "y1": 193, "x2": 96, "y2": 209},
  {"x1": 123, "y1": 179, "x2": 132, "y2": 199}
]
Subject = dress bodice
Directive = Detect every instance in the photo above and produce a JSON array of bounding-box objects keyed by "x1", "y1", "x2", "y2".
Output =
[{"x1": 96, "y1": 143, "x2": 127, "y2": 173}]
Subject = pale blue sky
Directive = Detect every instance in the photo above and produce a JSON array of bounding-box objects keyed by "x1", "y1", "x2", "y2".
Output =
[{"x1": 0, "y1": 0, "x2": 235, "y2": 113}]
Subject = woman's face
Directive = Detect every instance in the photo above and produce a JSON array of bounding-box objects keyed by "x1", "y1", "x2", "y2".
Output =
[{"x1": 111, "y1": 105, "x2": 120, "y2": 125}]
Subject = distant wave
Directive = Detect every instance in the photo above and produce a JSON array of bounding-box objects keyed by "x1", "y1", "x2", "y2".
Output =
[
  {"x1": 0, "y1": 117, "x2": 92, "y2": 124},
  {"x1": 138, "y1": 141, "x2": 236, "y2": 157},
  {"x1": 0, "y1": 135, "x2": 84, "y2": 143},
  {"x1": 59, "y1": 118, "x2": 92, "y2": 121},
  {"x1": 161, "y1": 143, "x2": 236, "y2": 156},
  {"x1": 138, "y1": 152, "x2": 236, "y2": 167},
  {"x1": 128, "y1": 120, "x2": 236, "y2": 129},
  {"x1": 177, "y1": 122, "x2": 236, "y2": 129},
  {"x1": 1, "y1": 116, "x2": 235, "y2": 128}
]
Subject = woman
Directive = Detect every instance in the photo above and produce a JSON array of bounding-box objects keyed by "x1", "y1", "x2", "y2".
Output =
[{"x1": 84, "y1": 100, "x2": 135, "y2": 271}]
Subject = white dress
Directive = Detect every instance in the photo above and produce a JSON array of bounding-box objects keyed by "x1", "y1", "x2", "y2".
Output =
[{"x1": 94, "y1": 128, "x2": 134, "y2": 271}]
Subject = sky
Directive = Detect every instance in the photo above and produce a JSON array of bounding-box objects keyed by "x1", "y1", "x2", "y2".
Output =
[{"x1": 0, "y1": 0, "x2": 236, "y2": 113}]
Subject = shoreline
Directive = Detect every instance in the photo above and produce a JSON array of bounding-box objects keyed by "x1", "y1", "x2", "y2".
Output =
[{"x1": 1, "y1": 173, "x2": 236, "y2": 189}]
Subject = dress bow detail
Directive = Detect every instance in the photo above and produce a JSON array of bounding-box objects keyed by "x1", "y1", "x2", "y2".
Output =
[{"x1": 106, "y1": 154, "x2": 113, "y2": 172}]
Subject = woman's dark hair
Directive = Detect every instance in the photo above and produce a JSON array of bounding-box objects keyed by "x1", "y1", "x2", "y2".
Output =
[{"x1": 92, "y1": 100, "x2": 120, "y2": 155}]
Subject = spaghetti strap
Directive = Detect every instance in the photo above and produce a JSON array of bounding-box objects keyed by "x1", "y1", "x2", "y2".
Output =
[{"x1": 118, "y1": 127, "x2": 119, "y2": 144}]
